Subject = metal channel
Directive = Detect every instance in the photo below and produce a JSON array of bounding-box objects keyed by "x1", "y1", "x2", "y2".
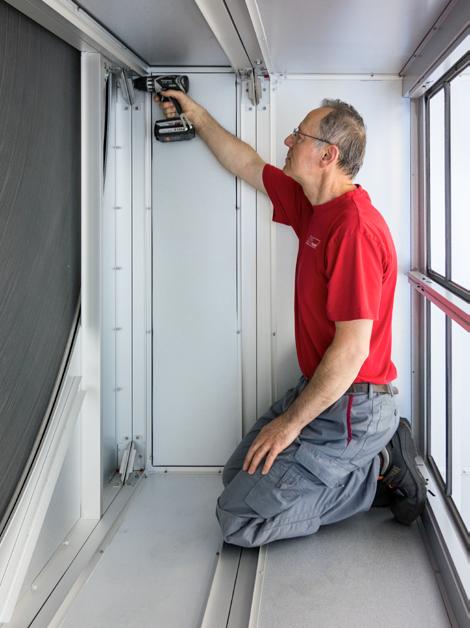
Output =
[{"x1": 201, "y1": 544, "x2": 259, "y2": 628}]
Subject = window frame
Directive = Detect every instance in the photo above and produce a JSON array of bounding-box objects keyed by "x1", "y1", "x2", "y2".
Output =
[
  {"x1": 425, "y1": 51, "x2": 470, "y2": 303},
  {"x1": 417, "y1": 49, "x2": 470, "y2": 549}
]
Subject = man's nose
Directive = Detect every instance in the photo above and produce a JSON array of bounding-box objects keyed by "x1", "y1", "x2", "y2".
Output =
[{"x1": 284, "y1": 134, "x2": 294, "y2": 147}]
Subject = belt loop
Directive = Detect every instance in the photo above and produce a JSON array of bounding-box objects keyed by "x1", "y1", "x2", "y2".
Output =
[
  {"x1": 368, "y1": 383, "x2": 373, "y2": 400},
  {"x1": 389, "y1": 383, "x2": 394, "y2": 397}
]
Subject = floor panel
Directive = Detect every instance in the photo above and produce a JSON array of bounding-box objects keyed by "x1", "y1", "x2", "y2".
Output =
[
  {"x1": 60, "y1": 472, "x2": 224, "y2": 628},
  {"x1": 255, "y1": 508, "x2": 452, "y2": 628}
]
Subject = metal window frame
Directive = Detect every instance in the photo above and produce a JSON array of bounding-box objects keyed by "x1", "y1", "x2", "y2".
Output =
[
  {"x1": 420, "y1": 50, "x2": 470, "y2": 551},
  {"x1": 425, "y1": 51, "x2": 470, "y2": 303},
  {"x1": 425, "y1": 299, "x2": 470, "y2": 550}
]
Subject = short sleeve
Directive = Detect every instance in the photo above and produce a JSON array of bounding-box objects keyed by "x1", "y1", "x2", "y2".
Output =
[
  {"x1": 325, "y1": 227, "x2": 385, "y2": 321},
  {"x1": 262, "y1": 164, "x2": 304, "y2": 237}
]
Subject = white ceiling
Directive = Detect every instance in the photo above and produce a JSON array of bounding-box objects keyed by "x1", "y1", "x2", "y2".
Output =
[
  {"x1": 75, "y1": 0, "x2": 451, "y2": 73},
  {"x1": 76, "y1": 0, "x2": 230, "y2": 66},
  {"x1": 255, "y1": 0, "x2": 450, "y2": 74}
]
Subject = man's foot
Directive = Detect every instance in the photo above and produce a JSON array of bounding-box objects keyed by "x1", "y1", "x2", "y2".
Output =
[{"x1": 377, "y1": 417, "x2": 427, "y2": 524}]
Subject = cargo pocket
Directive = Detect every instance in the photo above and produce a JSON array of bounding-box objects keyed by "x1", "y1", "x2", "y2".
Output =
[
  {"x1": 294, "y1": 442, "x2": 352, "y2": 489},
  {"x1": 244, "y1": 461, "x2": 303, "y2": 519}
]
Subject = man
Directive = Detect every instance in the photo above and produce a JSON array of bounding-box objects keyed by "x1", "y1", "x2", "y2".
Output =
[{"x1": 157, "y1": 91, "x2": 427, "y2": 549}]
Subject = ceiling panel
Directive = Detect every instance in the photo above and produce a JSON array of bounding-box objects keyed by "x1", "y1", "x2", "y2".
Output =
[
  {"x1": 256, "y1": 0, "x2": 451, "y2": 74},
  {"x1": 77, "y1": 0, "x2": 230, "y2": 66}
]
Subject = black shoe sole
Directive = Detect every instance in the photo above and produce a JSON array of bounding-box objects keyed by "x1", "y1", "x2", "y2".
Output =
[{"x1": 388, "y1": 418, "x2": 427, "y2": 525}]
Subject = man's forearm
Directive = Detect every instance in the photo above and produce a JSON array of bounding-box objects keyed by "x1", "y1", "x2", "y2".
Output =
[
  {"x1": 196, "y1": 109, "x2": 261, "y2": 179},
  {"x1": 283, "y1": 343, "x2": 368, "y2": 431}
]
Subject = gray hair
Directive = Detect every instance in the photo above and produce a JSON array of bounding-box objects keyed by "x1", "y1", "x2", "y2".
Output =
[{"x1": 317, "y1": 99, "x2": 366, "y2": 179}]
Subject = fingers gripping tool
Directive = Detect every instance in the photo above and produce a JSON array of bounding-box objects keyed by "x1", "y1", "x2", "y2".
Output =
[{"x1": 133, "y1": 75, "x2": 195, "y2": 142}]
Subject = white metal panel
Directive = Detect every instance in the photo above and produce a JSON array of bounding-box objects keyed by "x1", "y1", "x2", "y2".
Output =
[
  {"x1": 0, "y1": 376, "x2": 84, "y2": 622},
  {"x1": 194, "y1": 0, "x2": 251, "y2": 70},
  {"x1": 19, "y1": 330, "x2": 82, "y2": 598},
  {"x1": 239, "y1": 78, "x2": 258, "y2": 436},
  {"x1": 131, "y1": 88, "x2": 153, "y2": 471},
  {"x1": 152, "y1": 73, "x2": 242, "y2": 466},
  {"x1": 114, "y1": 87, "x2": 134, "y2": 467},
  {"x1": 76, "y1": 0, "x2": 230, "y2": 66},
  {"x1": 102, "y1": 75, "x2": 118, "y2": 487},
  {"x1": 270, "y1": 76, "x2": 412, "y2": 418},
  {"x1": 81, "y1": 51, "x2": 104, "y2": 518},
  {"x1": 255, "y1": 78, "x2": 274, "y2": 417},
  {"x1": 252, "y1": 0, "x2": 449, "y2": 74}
]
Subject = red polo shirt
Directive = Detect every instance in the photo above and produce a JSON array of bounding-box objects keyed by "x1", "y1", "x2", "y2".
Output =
[{"x1": 263, "y1": 164, "x2": 397, "y2": 384}]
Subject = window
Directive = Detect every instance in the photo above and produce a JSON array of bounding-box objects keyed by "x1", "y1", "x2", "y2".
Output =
[
  {"x1": 427, "y1": 303, "x2": 447, "y2": 483},
  {"x1": 421, "y1": 50, "x2": 470, "y2": 547},
  {"x1": 426, "y1": 52, "x2": 470, "y2": 302}
]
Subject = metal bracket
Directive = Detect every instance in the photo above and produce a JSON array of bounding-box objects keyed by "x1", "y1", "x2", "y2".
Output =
[
  {"x1": 119, "y1": 440, "x2": 137, "y2": 484},
  {"x1": 117, "y1": 69, "x2": 135, "y2": 106},
  {"x1": 240, "y1": 69, "x2": 262, "y2": 106}
]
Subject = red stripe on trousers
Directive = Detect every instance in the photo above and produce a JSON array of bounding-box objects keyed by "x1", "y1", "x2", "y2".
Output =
[{"x1": 346, "y1": 395, "x2": 353, "y2": 443}]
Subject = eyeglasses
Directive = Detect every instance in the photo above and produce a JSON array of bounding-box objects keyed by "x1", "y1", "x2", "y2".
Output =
[{"x1": 291, "y1": 127, "x2": 333, "y2": 145}]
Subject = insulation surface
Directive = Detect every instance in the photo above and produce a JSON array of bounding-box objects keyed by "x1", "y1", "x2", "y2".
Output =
[{"x1": 0, "y1": 1, "x2": 81, "y2": 528}]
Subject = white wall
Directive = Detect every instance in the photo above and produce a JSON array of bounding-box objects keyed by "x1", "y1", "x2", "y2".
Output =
[
  {"x1": 269, "y1": 76, "x2": 412, "y2": 419},
  {"x1": 152, "y1": 73, "x2": 242, "y2": 466}
]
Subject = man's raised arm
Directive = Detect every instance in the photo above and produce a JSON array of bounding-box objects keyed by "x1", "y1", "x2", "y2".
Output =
[{"x1": 155, "y1": 89, "x2": 266, "y2": 193}]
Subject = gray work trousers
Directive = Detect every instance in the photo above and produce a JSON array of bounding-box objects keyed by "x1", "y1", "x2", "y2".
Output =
[{"x1": 215, "y1": 375, "x2": 400, "y2": 548}]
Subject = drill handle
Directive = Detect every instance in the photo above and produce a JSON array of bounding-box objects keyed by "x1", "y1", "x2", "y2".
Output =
[{"x1": 163, "y1": 95, "x2": 182, "y2": 116}]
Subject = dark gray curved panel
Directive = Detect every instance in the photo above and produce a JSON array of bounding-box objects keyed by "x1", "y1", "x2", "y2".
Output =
[{"x1": 0, "y1": 1, "x2": 81, "y2": 528}]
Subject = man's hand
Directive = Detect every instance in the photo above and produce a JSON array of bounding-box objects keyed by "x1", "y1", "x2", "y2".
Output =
[
  {"x1": 242, "y1": 414, "x2": 301, "y2": 476},
  {"x1": 154, "y1": 89, "x2": 207, "y2": 128}
]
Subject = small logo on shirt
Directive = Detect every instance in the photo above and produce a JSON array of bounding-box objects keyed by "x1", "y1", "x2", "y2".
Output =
[{"x1": 306, "y1": 235, "x2": 321, "y2": 249}]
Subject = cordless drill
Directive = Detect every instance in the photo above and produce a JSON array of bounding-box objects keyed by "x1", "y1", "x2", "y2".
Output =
[{"x1": 133, "y1": 75, "x2": 195, "y2": 142}]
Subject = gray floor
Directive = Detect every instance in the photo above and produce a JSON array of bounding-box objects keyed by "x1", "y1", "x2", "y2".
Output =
[
  {"x1": 257, "y1": 507, "x2": 452, "y2": 628},
  {"x1": 59, "y1": 472, "x2": 225, "y2": 628},
  {"x1": 58, "y1": 474, "x2": 452, "y2": 628}
]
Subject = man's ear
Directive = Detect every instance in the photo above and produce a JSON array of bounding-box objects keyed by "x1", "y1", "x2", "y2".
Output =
[{"x1": 321, "y1": 145, "x2": 339, "y2": 166}]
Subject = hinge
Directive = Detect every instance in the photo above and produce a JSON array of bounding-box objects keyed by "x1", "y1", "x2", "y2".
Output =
[
  {"x1": 239, "y1": 69, "x2": 262, "y2": 106},
  {"x1": 119, "y1": 440, "x2": 137, "y2": 484},
  {"x1": 117, "y1": 69, "x2": 135, "y2": 106}
]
